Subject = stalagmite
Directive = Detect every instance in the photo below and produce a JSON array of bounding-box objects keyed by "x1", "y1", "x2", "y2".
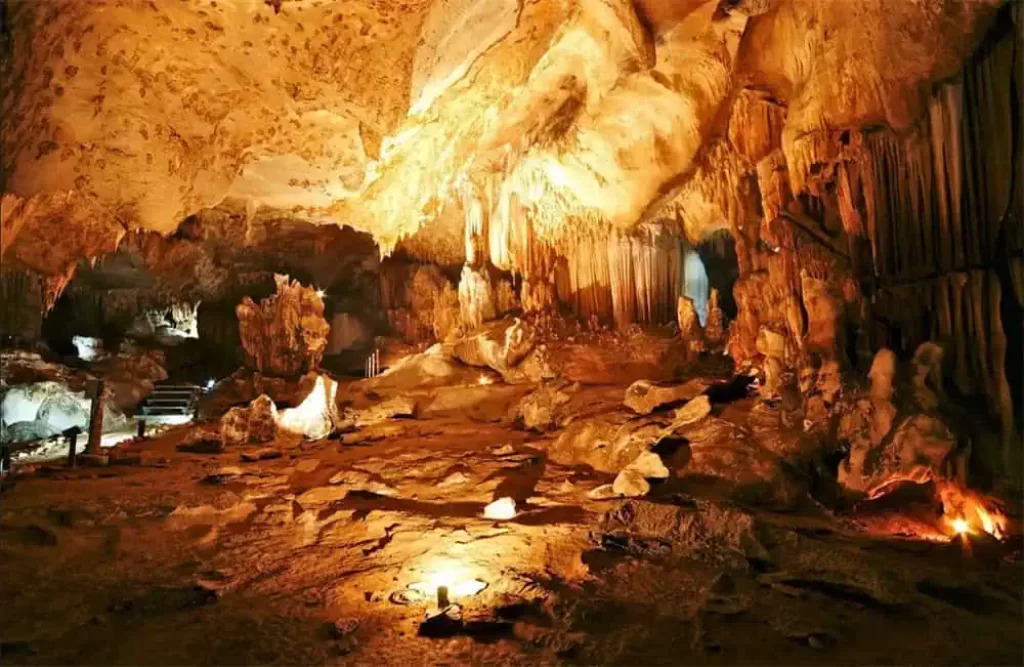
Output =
[
  {"x1": 676, "y1": 296, "x2": 705, "y2": 359},
  {"x1": 704, "y1": 288, "x2": 726, "y2": 345},
  {"x1": 458, "y1": 265, "x2": 497, "y2": 330}
]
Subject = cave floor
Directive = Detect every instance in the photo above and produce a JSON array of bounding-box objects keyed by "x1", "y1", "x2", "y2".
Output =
[{"x1": 1, "y1": 384, "x2": 1021, "y2": 666}]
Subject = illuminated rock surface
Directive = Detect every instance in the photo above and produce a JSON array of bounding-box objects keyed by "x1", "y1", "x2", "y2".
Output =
[{"x1": 0, "y1": 1, "x2": 1021, "y2": 663}]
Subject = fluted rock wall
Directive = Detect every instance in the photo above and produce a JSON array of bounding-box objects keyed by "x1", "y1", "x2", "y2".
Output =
[{"x1": 236, "y1": 275, "x2": 329, "y2": 377}]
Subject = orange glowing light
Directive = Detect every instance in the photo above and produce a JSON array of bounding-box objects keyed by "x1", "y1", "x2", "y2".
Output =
[
  {"x1": 938, "y1": 480, "x2": 1008, "y2": 541},
  {"x1": 477, "y1": 375, "x2": 493, "y2": 386}
]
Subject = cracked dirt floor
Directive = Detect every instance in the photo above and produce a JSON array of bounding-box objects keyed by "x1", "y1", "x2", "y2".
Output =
[{"x1": 1, "y1": 383, "x2": 1022, "y2": 665}]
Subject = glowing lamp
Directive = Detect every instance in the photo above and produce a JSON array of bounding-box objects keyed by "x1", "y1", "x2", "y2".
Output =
[
  {"x1": 951, "y1": 518, "x2": 971, "y2": 535},
  {"x1": 408, "y1": 562, "x2": 487, "y2": 605},
  {"x1": 483, "y1": 497, "x2": 516, "y2": 520},
  {"x1": 315, "y1": 289, "x2": 327, "y2": 299},
  {"x1": 477, "y1": 375, "x2": 493, "y2": 386}
]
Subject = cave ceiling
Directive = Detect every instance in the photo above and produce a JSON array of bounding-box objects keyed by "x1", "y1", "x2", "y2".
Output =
[{"x1": 0, "y1": 0, "x2": 1006, "y2": 278}]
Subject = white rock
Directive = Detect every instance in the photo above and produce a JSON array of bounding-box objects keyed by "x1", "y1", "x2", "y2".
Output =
[
  {"x1": 483, "y1": 496, "x2": 516, "y2": 520},
  {"x1": 612, "y1": 469, "x2": 650, "y2": 497},
  {"x1": 625, "y1": 451, "x2": 669, "y2": 479}
]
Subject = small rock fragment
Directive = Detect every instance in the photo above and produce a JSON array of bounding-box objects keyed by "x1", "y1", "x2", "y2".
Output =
[
  {"x1": 439, "y1": 471, "x2": 469, "y2": 487},
  {"x1": 587, "y1": 484, "x2": 618, "y2": 500},
  {"x1": 295, "y1": 459, "x2": 321, "y2": 473},
  {"x1": 612, "y1": 469, "x2": 650, "y2": 497},
  {"x1": 624, "y1": 451, "x2": 669, "y2": 479},
  {"x1": 240, "y1": 447, "x2": 282, "y2": 462}
]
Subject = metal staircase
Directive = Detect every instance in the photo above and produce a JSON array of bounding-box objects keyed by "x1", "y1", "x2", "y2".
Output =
[{"x1": 137, "y1": 383, "x2": 201, "y2": 423}]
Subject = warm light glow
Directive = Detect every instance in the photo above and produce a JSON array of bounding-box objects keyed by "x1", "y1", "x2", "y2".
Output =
[
  {"x1": 408, "y1": 560, "x2": 487, "y2": 601},
  {"x1": 938, "y1": 480, "x2": 1008, "y2": 541},
  {"x1": 476, "y1": 375, "x2": 493, "y2": 386},
  {"x1": 483, "y1": 496, "x2": 516, "y2": 520},
  {"x1": 315, "y1": 289, "x2": 327, "y2": 299}
]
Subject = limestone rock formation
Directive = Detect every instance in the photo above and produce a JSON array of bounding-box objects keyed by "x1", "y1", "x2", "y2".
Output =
[
  {"x1": 549, "y1": 414, "x2": 664, "y2": 473},
  {"x1": 624, "y1": 451, "x2": 670, "y2": 480},
  {"x1": 236, "y1": 275, "x2": 329, "y2": 377},
  {"x1": 677, "y1": 296, "x2": 705, "y2": 358},
  {"x1": 451, "y1": 318, "x2": 537, "y2": 382},
  {"x1": 612, "y1": 469, "x2": 651, "y2": 498},
  {"x1": 672, "y1": 395, "x2": 713, "y2": 427},
  {"x1": 704, "y1": 288, "x2": 727, "y2": 346},
  {"x1": 1, "y1": 381, "x2": 127, "y2": 444},
  {"x1": 277, "y1": 374, "x2": 340, "y2": 441},
  {"x1": 624, "y1": 378, "x2": 709, "y2": 415},
  {"x1": 355, "y1": 396, "x2": 417, "y2": 428},
  {"x1": 458, "y1": 265, "x2": 498, "y2": 331},
  {"x1": 515, "y1": 383, "x2": 572, "y2": 432},
  {"x1": 220, "y1": 394, "x2": 278, "y2": 449}
]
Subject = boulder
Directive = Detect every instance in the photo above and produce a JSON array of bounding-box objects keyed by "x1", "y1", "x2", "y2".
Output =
[
  {"x1": 177, "y1": 425, "x2": 224, "y2": 454},
  {"x1": 624, "y1": 451, "x2": 669, "y2": 479},
  {"x1": 452, "y1": 319, "x2": 537, "y2": 382},
  {"x1": 547, "y1": 413, "x2": 664, "y2": 472},
  {"x1": 220, "y1": 407, "x2": 251, "y2": 449},
  {"x1": 248, "y1": 395, "x2": 279, "y2": 442},
  {"x1": 515, "y1": 384, "x2": 572, "y2": 431},
  {"x1": 612, "y1": 469, "x2": 650, "y2": 497},
  {"x1": 672, "y1": 395, "x2": 712, "y2": 426},
  {"x1": 219, "y1": 394, "x2": 278, "y2": 448},
  {"x1": 277, "y1": 374, "x2": 339, "y2": 440},
  {"x1": 624, "y1": 378, "x2": 708, "y2": 415}
]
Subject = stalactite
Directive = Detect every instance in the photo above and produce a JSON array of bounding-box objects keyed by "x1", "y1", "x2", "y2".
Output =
[{"x1": 727, "y1": 89, "x2": 787, "y2": 165}]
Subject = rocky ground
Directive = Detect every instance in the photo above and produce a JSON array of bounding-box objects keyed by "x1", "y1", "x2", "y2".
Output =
[{"x1": 1, "y1": 377, "x2": 1021, "y2": 666}]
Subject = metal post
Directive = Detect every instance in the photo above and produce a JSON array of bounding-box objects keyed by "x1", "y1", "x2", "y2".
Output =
[
  {"x1": 1, "y1": 443, "x2": 10, "y2": 475},
  {"x1": 67, "y1": 431, "x2": 78, "y2": 467},
  {"x1": 137, "y1": 419, "x2": 146, "y2": 438},
  {"x1": 86, "y1": 379, "x2": 105, "y2": 455}
]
